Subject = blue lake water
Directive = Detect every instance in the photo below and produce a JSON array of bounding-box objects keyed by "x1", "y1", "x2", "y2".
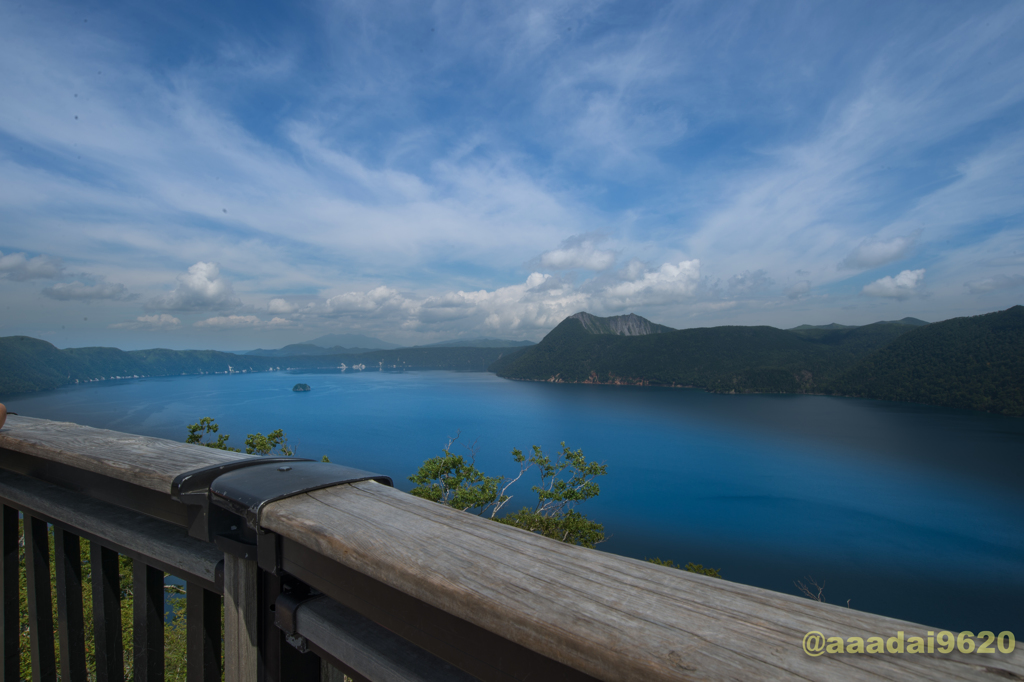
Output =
[{"x1": 3, "y1": 369, "x2": 1023, "y2": 633}]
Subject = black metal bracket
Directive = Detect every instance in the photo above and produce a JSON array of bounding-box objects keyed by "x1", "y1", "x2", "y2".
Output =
[
  {"x1": 171, "y1": 457, "x2": 309, "y2": 542},
  {"x1": 209, "y1": 460, "x2": 393, "y2": 531}
]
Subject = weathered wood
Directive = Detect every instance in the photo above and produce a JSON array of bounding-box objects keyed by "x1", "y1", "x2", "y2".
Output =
[
  {"x1": 187, "y1": 583, "x2": 222, "y2": 682},
  {"x1": 24, "y1": 516, "x2": 56, "y2": 682},
  {"x1": 223, "y1": 555, "x2": 259, "y2": 682},
  {"x1": 133, "y1": 562, "x2": 164, "y2": 682},
  {"x1": 263, "y1": 481, "x2": 1024, "y2": 682},
  {"x1": 295, "y1": 595, "x2": 475, "y2": 682},
  {"x1": 91, "y1": 544, "x2": 125, "y2": 682},
  {"x1": 54, "y1": 529, "x2": 87, "y2": 682},
  {"x1": 320, "y1": 661, "x2": 348, "y2": 682},
  {"x1": 0, "y1": 505, "x2": 19, "y2": 682},
  {"x1": 0, "y1": 470, "x2": 222, "y2": 590},
  {"x1": 0, "y1": 415, "x2": 252, "y2": 494}
]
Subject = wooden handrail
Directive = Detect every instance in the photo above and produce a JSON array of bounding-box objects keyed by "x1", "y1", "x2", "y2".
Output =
[{"x1": 1, "y1": 414, "x2": 1022, "y2": 681}]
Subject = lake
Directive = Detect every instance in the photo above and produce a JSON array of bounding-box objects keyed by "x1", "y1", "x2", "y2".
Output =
[{"x1": 3, "y1": 369, "x2": 1022, "y2": 634}]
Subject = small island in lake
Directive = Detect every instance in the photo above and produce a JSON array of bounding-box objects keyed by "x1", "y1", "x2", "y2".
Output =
[{"x1": 292, "y1": 383, "x2": 311, "y2": 392}]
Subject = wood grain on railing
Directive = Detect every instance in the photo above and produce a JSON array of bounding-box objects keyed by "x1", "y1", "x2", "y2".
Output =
[
  {"x1": 1, "y1": 414, "x2": 1022, "y2": 681},
  {"x1": 0, "y1": 415, "x2": 253, "y2": 493}
]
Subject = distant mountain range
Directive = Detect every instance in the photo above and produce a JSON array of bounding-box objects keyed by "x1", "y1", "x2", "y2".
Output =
[
  {"x1": 413, "y1": 338, "x2": 536, "y2": 349},
  {"x1": 241, "y1": 335, "x2": 533, "y2": 356},
  {"x1": 0, "y1": 338, "x2": 522, "y2": 396},
  {"x1": 490, "y1": 306, "x2": 1023, "y2": 416},
  {"x1": 2, "y1": 308, "x2": 1020, "y2": 415}
]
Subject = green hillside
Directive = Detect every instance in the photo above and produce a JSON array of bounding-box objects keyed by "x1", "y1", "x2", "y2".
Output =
[
  {"x1": 490, "y1": 313, "x2": 917, "y2": 393},
  {"x1": 491, "y1": 308, "x2": 1024, "y2": 415},
  {"x1": 827, "y1": 306, "x2": 1024, "y2": 415}
]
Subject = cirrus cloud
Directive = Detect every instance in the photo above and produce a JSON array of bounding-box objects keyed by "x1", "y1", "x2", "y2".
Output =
[
  {"x1": 840, "y1": 232, "x2": 920, "y2": 270},
  {"x1": 42, "y1": 280, "x2": 131, "y2": 301},
  {"x1": 964, "y1": 273, "x2": 1024, "y2": 294},
  {"x1": 110, "y1": 314, "x2": 181, "y2": 329}
]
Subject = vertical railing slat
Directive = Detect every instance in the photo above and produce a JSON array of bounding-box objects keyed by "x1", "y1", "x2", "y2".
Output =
[
  {"x1": 91, "y1": 544, "x2": 124, "y2": 682},
  {"x1": 223, "y1": 555, "x2": 258, "y2": 682},
  {"x1": 0, "y1": 506, "x2": 20, "y2": 682},
  {"x1": 54, "y1": 529, "x2": 87, "y2": 681},
  {"x1": 186, "y1": 583, "x2": 222, "y2": 682},
  {"x1": 133, "y1": 562, "x2": 164, "y2": 682},
  {"x1": 25, "y1": 516, "x2": 56, "y2": 682}
]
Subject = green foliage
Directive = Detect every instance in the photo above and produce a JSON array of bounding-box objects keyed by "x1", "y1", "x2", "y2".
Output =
[
  {"x1": 647, "y1": 557, "x2": 722, "y2": 578},
  {"x1": 408, "y1": 439, "x2": 504, "y2": 514},
  {"x1": 244, "y1": 429, "x2": 293, "y2": 456},
  {"x1": 186, "y1": 416, "x2": 238, "y2": 451},
  {"x1": 410, "y1": 438, "x2": 608, "y2": 548},
  {"x1": 186, "y1": 418, "x2": 294, "y2": 456}
]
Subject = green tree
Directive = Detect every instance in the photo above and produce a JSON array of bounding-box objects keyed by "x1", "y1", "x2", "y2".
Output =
[
  {"x1": 647, "y1": 557, "x2": 722, "y2": 578},
  {"x1": 186, "y1": 417, "x2": 294, "y2": 456},
  {"x1": 409, "y1": 436, "x2": 608, "y2": 548}
]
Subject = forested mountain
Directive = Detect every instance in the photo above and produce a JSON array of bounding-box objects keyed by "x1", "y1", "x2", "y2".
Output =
[
  {"x1": 0, "y1": 337, "x2": 515, "y2": 395},
  {"x1": 490, "y1": 307, "x2": 1024, "y2": 416},
  {"x1": 827, "y1": 306, "x2": 1024, "y2": 415}
]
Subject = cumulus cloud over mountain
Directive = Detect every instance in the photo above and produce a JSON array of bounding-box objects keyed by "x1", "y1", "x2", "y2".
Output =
[
  {"x1": 149, "y1": 262, "x2": 241, "y2": 312},
  {"x1": 863, "y1": 269, "x2": 926, "y2": 299}
]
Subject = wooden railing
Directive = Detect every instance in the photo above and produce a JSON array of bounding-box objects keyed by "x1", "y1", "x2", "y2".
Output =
[{"x1": 0, "y1": 414, "x2": 1020, "y2": 681}]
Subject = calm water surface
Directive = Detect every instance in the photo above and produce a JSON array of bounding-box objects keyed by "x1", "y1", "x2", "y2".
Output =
[{"x1": 4, "y1": 370, "x2": 1022, "y2": 633}]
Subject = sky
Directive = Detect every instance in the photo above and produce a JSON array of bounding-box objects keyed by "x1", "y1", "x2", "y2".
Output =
[{"x1": 1, "y1": 0, "x2": 1023, "y2": 350}]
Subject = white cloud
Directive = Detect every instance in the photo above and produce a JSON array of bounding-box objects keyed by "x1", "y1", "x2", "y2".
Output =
[
  {"x1": 840, "y1": 232, "x2": 919, "y2": 270},
  {"x1": 539, "y1": 235, "x2": 616, "y2": 271},
  {"x1": 863, "y1": 269, "x2": 925, "y2": 299},
  {"x1": 42, "y1": 280, "x2": 130, "y2": 301},
  {"x1": 150, "y1": 262, "x2": 241, "y2": 311},
  {"x1": 325, "y1": 286, "x2": 408, "y2": 315},
  {"x1": 0, "y1": 250, "x2": 62, "y2": 280},
  {"x1": 602, "y1": 260, "x2": 701, "y2": 308},
  {"x1": 786, "y1": 281, "x2": 811, "y2": 300},
  {"x1": 964, "y1": 273, "x2": 1024, "y2": 294},
  {"x1": 267, "y1": 298, "x2": 297, "y2": 314},
  {"x1": 194, "y1": 315, "x2": 263, "y2": 328},
  {"x1": 110, "y1": 314, "x2": 180, "y2": 329}
]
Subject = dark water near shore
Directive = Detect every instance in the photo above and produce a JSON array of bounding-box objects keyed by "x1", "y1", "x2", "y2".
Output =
[{"x1": 4, "y1": 370, "x2": 1023, "y2": 633}]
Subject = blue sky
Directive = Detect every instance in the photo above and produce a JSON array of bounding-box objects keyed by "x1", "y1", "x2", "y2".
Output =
[{"x1": 1, "y1": 0, "x2": 1022, "y2": 349}]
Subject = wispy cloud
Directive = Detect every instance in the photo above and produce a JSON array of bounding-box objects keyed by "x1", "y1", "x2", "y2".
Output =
[
  {"x1": 2, "y1": 1, "x2": 1023, "y2": 346},
  {"x1": 0, "y1": 251, "x2": 62, "y2": 281},
  {"x1": 111, "y1": 314, "x2": 181, "y2": 330}
]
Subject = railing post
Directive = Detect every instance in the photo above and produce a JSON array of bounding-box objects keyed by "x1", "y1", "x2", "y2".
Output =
[
  {"x1": 187, "y1": 582, "x2": 222, "y2": 682},
  {"x1": 223, "y1": 554, "x2": 259, "y2": 682},
  {"x1": 0, "y1": 506, "x2": 19, "y2": 682},
  {"x1": 133, "y1": 562, "x2": 164, "y2": 681},
  {"x1": 91, "y1": 544, "x2": 124, "y2": 682},
  {"x1": 54, "y1": 529, "x2": 87, "y2": 682},
  {"x1": 25, "y1": 516, "x2": 56, "y2": 682}
]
